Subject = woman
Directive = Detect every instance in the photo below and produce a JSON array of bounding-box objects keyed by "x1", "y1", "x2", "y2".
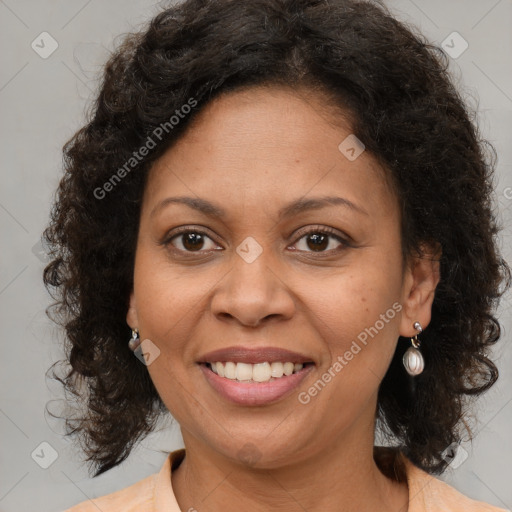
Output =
[{"x1": 44, "y1": 0, "x2": 510, "y2": 510}]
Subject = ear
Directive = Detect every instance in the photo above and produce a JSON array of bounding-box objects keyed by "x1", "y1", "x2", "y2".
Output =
[
  {"x1": 399, "y1": 242, "x2": 442, "y2": 337},
  {"x1": 126, "y1": 291, "x2": 139, "y2": 329}
]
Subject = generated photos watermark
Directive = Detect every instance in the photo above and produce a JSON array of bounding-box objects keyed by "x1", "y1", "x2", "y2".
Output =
[
  {"x1": 298, "y1": 301, "x2": 403, "y2": 404},
  {"x1": 93, "y1": 97, "x2": 198, "y2": 200}
]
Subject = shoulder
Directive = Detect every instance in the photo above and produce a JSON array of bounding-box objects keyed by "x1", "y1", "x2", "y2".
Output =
[
  {"x1": 60, "y1": 449, "x2": 187, "y2": 512},
  {"x1": 61, "y1": 471, "x2": 157, "y2": 512},
  {"x1": 402, "y1": 455, "x2": 508, "y2": 512}
]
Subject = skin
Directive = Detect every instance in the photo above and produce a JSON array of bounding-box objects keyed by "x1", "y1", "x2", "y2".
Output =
[{"x1": 127, "y1": 85, "x2": 441, "y2": 512}]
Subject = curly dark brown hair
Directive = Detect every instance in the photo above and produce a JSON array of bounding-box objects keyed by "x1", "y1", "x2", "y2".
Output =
[{"x1": 43, "y1": 0, "x2": 511, "y2": 477}]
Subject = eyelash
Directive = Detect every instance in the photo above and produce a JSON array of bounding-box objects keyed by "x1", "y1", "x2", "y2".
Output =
[{"x1": 162, "y1": 225, "x2": 352, "y2": 257}]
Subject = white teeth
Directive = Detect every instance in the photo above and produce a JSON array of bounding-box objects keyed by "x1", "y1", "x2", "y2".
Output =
[
  {"x1": 253, "y1": 362, "x2": 271, "y2": 382},
  {"x1": 208, "y1": 361, "x2": 305, "y2": 382},
  {"x1": 224, "y1": 361, "x2": 236, "y2": 379},
  {"x1": 270, "y1": 361, "x2": 284, "y2": 378},
  {"x1": 283, "y1": 362, "x2": 294, "y2": 376},
  {"x1": 236, "y1": 362, "x2": 253, "y2": 381}
]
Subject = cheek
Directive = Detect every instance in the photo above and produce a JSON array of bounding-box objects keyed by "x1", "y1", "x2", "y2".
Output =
[
  {"x1": 132, "y1": 253, "x2": 209, "y2": 424},
  {"x1": 309, "y1": 251, "x2": 403, "y2": 373},
  {"x1": 133, "y1": 242, "x2": 208, "y2": 331}
]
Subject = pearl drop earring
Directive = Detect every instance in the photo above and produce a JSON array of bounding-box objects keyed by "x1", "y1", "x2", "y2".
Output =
[{"x1": 403, "y1": 321, "x2": 424, "y2": 376}]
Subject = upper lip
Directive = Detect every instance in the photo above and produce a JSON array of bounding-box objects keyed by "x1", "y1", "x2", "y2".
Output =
[{"x1": 198, "y1": 346, "x2": 314, "y2": 364}]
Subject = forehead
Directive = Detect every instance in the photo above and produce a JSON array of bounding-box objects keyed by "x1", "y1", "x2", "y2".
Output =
[{"x1": 143, "y1": 85, "x2": 397, "y2": 222}]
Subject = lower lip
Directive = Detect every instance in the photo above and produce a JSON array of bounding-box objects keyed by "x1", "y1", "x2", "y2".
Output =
[{"x1": 199, "y1": 363, "x2": 314, "y2": 406}]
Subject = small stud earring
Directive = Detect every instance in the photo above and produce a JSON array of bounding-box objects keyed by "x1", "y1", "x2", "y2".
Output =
[
  {"x1": 128, "y1": 328, "x2": 141, "y2": 351},
  {"x1": 403, "y1": 321, "x2": 424, "y2": 376}
]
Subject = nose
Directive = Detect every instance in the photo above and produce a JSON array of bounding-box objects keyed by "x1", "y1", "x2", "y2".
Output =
[{"x1": 210, "y1": 247, "x2": 296, "y2": 328}]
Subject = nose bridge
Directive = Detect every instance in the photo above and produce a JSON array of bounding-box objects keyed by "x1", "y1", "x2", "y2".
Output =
[
  {"x1": 231, "y1": 240, "x2": 275, "y2": 294},
  {"x1": 211, "y1": 237, "x2": 294, "y2": 326}
]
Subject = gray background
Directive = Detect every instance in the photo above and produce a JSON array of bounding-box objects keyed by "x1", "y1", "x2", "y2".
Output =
[{"x1": 0, "y1": 0, "x2": 511, "y2": 511}]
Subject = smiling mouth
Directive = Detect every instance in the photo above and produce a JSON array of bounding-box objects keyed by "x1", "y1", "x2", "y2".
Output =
[{"x1": 202, "y1": 361, "x2": 315, "y2": 383}]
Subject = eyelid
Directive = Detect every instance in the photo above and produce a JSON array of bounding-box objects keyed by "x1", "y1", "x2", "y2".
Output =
[
  {"x1": 165, "y1": 225, "x2": 215, "y2": 238},
  {"x1": 290, "y1": 224, "x2": 353, "y2": 249}
]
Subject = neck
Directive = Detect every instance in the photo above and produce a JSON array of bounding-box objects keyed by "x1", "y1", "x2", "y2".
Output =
[{"x1": 171, "y1": 423, "x2": 408, "y2": 512}]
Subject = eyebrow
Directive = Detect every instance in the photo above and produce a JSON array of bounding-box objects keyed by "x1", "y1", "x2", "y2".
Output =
[{"x1": 150, "y1": 195, "x2": 368, "y2": 220}]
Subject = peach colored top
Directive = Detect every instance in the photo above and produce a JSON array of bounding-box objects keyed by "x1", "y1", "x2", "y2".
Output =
[{"x1": 63, "y1": 448, "x2": 508, "y2": 511}]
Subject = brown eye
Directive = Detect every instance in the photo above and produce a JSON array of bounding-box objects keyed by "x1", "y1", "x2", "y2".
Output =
[
  {"x1": 292, "y1": 227, "x2": 350, "y2": 253},
  {"x1": 180, "y1": 232, "x2": 206, "y2": 251},
  {"x1": 303, "y1": 233, "x2": 330, "y2": 252},
  {"x1": 165, "y1": 229, "x2": 220, "y2": 253}
]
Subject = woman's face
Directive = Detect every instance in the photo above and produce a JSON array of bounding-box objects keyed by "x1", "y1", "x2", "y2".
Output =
[{"x1": 127, "y1": 85, "x2": 432, "y2": 467}]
